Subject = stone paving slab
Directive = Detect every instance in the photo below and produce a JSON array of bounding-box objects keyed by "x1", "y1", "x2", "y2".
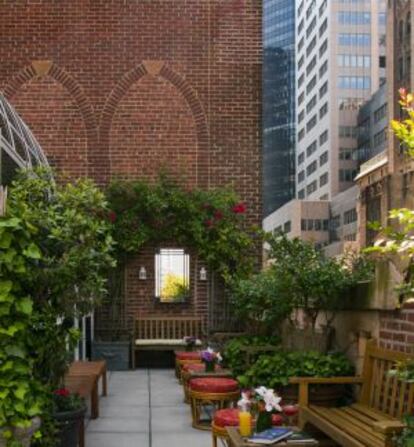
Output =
[{"x1": 86, "y1": 369, "x2": 211, "y2": 447}]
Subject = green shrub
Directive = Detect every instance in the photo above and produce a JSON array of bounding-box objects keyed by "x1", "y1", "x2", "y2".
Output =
[
  {"x1": 238, "y1": 351, "x2": 354, "y2": 389},
  {"x1": 222, "y1": 335, "x2": 280, "y2": 376}
]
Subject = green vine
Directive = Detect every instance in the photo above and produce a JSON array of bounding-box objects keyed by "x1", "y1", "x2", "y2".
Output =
[
  {"x1": 0, "y1": 215, "x2": 45, "y2": 445},
  {"x1": 107, "y1": 177, "x2": 258, "y2": 282}
]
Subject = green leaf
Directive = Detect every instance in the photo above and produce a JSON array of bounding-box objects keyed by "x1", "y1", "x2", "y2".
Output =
[
  {"x1": 15, "y1": 297, "x2": 33, "y2": 315},
  {"x1": 22, "y1": 243, "x2": 41, "y2": 259}
]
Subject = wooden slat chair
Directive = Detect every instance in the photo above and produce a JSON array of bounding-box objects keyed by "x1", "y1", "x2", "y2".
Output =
[
  {"x1": 132, "y1": 316, "x2": 204, "y2": 369},
  {"x1": 295, "y1": 340, "x2": 413, "y2": 447}
]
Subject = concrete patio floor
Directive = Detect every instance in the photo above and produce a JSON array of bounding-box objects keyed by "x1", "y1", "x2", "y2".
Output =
[{"x1": 86, "y1": 369, "x2": 212, "y2": 447}]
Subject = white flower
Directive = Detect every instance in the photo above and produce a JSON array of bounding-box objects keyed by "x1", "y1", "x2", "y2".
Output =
[
  {"x1": 255, "y1": 386, "x2": 282, "y2": 412},
  {"x1": 216, "y1": 352, "x2": 223, "y2": 363}
]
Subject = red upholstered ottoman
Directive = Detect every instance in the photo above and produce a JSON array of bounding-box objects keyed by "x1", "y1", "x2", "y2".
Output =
[
  {"x1": 174, "y1": 351, "x2": 201, "y2": 381},
  {"x1": 189, "y1": 377, "x2": 240, "y2": 430},
  {"x1": 181, "y1": 363, "x2": 225, "y2": 404}
]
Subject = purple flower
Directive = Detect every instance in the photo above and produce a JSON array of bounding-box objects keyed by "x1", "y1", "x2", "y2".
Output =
[{"x1": 202, "y1": 350, "x2": 215, "y2": 362}]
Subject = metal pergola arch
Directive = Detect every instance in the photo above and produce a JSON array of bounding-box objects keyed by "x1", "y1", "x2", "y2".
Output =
[{"x1": 0, "y1": 93, "x2": 49, "y2": 176}]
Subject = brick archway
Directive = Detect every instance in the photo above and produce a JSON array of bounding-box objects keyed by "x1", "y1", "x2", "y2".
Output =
[
  {"x1": 3, "y1": 62, "x2": 98, "y2": 159},
  {"x1": 100, "y1": 61, "x2": 209, "y2": 187}
]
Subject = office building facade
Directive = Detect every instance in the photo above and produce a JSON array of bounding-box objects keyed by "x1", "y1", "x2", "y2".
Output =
[
  {"x1": 263, "y1": 0, "x2": 296, "y2": 216},
  {"x1": 295, "y1": 0, "x2": 386, "y2": 202}
]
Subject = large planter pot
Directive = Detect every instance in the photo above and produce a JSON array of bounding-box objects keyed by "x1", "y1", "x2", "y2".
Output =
[
  {"x1": 54, "y1": 405, "x2": 86, "y2": 447},
  {"x1": 280, "y1": 384, "x2": 346, "y2": 407},
  {"x1": 0, "y1": 417, "x2": 41, "y2": 447},
  {"x1": 92, "y1": 340, "x2": 130, "y2": 370}
]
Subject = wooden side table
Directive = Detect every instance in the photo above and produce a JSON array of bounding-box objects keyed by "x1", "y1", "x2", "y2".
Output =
[
  {"x1": 68, "y1": 360, "x2": 108, "y2": 396},
  {"x1": 226, "y1": 427, "x2": 319, "y2": 447}
]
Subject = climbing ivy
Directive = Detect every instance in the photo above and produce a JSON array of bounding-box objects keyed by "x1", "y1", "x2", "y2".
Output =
[{"x1": 0, "y1": 215, "x2": 45, "y2": 445}]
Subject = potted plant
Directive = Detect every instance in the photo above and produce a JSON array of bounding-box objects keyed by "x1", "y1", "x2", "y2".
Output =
[
  {"x1": 201, "y1": 347, "x2": 222, "y2": 372},
  {"x1": 253, "y1": 387, "x2": 283, "y2": 432},
  {"x1": 52, "y1": 388, "x2": 86, "y2": 447}
]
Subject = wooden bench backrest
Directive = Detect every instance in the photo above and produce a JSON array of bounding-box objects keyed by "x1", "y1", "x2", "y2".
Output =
[
  {"x1": 359, "y1": 340, "x2": 414, "y2": 418},
  {"x1": 135, "y1": 316, "x2": 203, "y2": 340}
]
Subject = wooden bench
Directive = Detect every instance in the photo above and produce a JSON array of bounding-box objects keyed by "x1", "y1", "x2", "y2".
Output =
[
  {"x1": 131, "y1": 316, "x2": 204, "y2": 369},
  {"x1": 295, "y1": 340, "x2": 413, "y2": 447},
  {"x1": 68, "y1": 360, "x2": 108, "y2": 397}
]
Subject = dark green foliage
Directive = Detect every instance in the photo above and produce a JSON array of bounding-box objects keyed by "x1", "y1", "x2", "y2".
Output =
[
  {"x1": 238, "y1": 351, "x2": 354, "y2": 389},
  {"x1": 222, "y1": 335, "x2": 280, "y2": 376}
]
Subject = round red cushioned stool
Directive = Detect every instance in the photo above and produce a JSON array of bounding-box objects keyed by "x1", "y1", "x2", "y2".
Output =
[
  {"x1": 181, "y1": 363, "x2": 223, "y2": 404},
  {"x1": 189, "y1": 377, "x2": 240, "y2": 430},
  {"x1": 174, "y1": 351, "x2": 201, "y2": 381},
  {"x1": 211, "y1": 409, "x2": 284, "y2": 447},
  {"x1": 211, "y1": 408, "x2": 242, "y2": 447}
]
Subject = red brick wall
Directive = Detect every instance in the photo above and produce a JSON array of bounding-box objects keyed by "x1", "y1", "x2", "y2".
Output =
[
  {"x1": 379, "y1": 304, "x2": 414, "y2": 354},
  {"x1": 0, "y1": 0, "x2": 261, "y2": 330}
]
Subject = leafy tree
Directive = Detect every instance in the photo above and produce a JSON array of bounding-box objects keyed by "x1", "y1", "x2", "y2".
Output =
[{"x1": 366, "y1": 90, "x2": 414, "y2": 304}]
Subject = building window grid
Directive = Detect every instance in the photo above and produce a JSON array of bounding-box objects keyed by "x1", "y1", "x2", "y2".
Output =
[
  {"x1": 306, "y1": 114, "x2": 317, "y2": 132},
  {"x1": 338, "y1": 11, "x2": 371, "y2": 25},
  {"x1": 319, "y1": 18, "x2": 328, "y2": 37},
  {"x1": 306, "y1": 56, "x2": 317, "y2": 76},
  {"x1": 306, "y1": 36, "x2": 317, "y2": 57},
  {"x1": 307, "y1": 75, "x2": 317, "y2": 94},
  {"x1": 319, "y1": 102, "x2": 328, "y2": 118},
  {"x1": 319, "y1": 130, "x2": 328, "y2": 145},
  {"x1": 319, "y1": 172, "x2": 329, "y2": 187},
  {"x1": 319, "y1": 60, "x2": 328, "y2": 78},
  {"x1": 320, "y1": 151, "x2": 328, "y2": 165},
  {"x1": 338, "y1": 76, "x2": 371, "y2": 90},
  {"x1": 338, "y1": 33, "x2": 371, "y2": 46},
  {"x1": 306, "y1": 95, "x2": 317, "y2": 114},
  {"x1": 306, "y1": 140, "x2": 317, "y2": 157},
  {"x1": 319, "y1": 39, "x2": 328, "y2": 57},
  {"x1": 306, "y1": 16, "x2": 317, "y2": 38},
  {"x1": 307, "y1": 160, "x2": 318, "y2": 176},
  {"x1": 319, "y1": 81, "x2": 328, "y2": 98}
]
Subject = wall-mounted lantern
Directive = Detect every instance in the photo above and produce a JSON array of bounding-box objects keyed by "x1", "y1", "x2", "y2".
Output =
[
  {"x1": 199, "y1": 267, "x2": 207, "y2": 281},
  {"x1": 139, "y1": 266, "x2": 147, "y2": 280}
]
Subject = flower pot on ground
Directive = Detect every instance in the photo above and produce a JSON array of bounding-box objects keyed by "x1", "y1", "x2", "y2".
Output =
[
  {"x1": 0, "y1": 417, "x2": 41, "y2": 447},
  {"x1": 53, "y1": 389, "x2": 86, "y2": 447},
  {"x1": 281, "y1": 384, "x2": 346, "y2": 407},
  {"x1": 92, "y1": 340, "x2": 130, "y2": 370}
]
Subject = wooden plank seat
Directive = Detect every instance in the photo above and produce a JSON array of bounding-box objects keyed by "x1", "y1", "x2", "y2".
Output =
[
  {"x1": 68, "y1": 360, "x2": 108, "y2": 397},
  {"x1": 132, "y1": 316, "x2": 204, "y2": 369},
  {"x1": 296, "y1": 340, "x2": 414, "y2": 447}
]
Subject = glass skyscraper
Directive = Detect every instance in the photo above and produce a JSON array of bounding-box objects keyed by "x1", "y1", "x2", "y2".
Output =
[{"x1": 263, "y1": 0, "x2": 296, "y2": 216}]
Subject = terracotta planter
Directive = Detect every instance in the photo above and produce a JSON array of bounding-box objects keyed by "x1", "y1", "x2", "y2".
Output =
[
  {"x1": 54, "y1": 405, "x2": 86, "y2": 447},
  {"x1": 280, "y1": 384, "x2": 346, "y2": 407},
  {"x1": 0, "y1": 417, "x2": 41, "y2": 447}
]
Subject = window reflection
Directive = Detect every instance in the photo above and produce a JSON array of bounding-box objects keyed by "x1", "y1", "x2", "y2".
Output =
[{"x1": 155, "y1": 248, "x2": 190, "y2": 303}]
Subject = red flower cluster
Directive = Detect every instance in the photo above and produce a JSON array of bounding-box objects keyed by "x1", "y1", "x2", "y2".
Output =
[
  {"x1": 214, "y1": 210, "x2": 223, "y2": 220},
  {"x1": 205, "y1": 219, "x2": 214, "y2": 228},
  {"x1": 232, "y1": 203, "x2": 246, "y2": 214},
  {"x1": 107, "y1": 211, "x2": 117, "y2": 223},
  {"x1": 54, "y1": 388, "x2": 70, "y2": 397}
]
